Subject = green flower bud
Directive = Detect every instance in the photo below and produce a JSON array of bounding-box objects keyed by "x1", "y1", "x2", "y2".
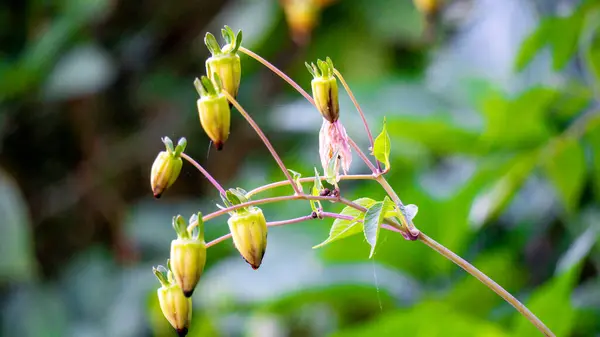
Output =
[
  {"x1": 306, "y1": 57, "x2": 339, "y2": 123},
  {"x1": 150, "y1": 137, "x2": 186, "y2": 198},
  {"x1": 153, "y1": 264, "x2": 192, "y2": 337},
  {"x1": 204, "y1": 26, "x2": 243, "y2": 98},
  {"x1": 170, "y1": 214, "x2": 207, "y2": 297},
  {"x1": 194, "y1": 76, "x2": 231, "y2": 150},
  {"x1": 227, "y1": 207, "x2": 268, "y2": 270}
]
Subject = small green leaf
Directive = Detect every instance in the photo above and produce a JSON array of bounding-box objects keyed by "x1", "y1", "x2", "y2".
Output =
[
  {"x1": 310, "y1": 168, "x2": 324, "y2": 212},
  {"x1": 288, "y1": 169, "x2": 304, "y2": 193},
  {"x1": 514, "y1": 20, "x2": 550, "y2": 71},
  {"x1": 325, "y1": 149, "x2": 340, "y2": 185},
  {"x1": 543, "y1": 138, "x2": 586, "y2": 213},
  {"x1": 313, "y1": 198, "x2": 376, "y2": 248},
  {"x1": 363, "y1": 197, "x2": 395, "y2": 258},
  {"x1": 372, "y1": 118, "x2": 391, "y2": 170}
]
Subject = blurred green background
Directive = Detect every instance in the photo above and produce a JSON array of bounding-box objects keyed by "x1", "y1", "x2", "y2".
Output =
[{"x1": 1, "y1": 0, "x2": 600, "y2": 336}]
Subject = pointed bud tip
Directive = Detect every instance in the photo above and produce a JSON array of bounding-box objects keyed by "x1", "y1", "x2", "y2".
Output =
[
  {"x1": 214, "y1": 142, "x2": 224, "y2": 151},
  {"x1": 183, "y1": 289, "x2": 195, "y2": 297},
  {"x1": 177, "y1": 328, "x2": 189, "y2": 337},
  {"x1": 153, "y1": 192, "x2": 162, "y2": 199}
]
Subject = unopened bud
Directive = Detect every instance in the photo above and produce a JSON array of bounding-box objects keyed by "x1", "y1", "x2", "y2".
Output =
[
  {"x1": 194, "y1": 76, "x2": 231, "y2": 150},
  {"x1": 306, "y1": 57, "x2": 339, "y2": 123},
  {"x1": 151, "y1": 137, "x2": 186, "y2": 198},
  {"x1": 153, "y1": 264, "x2": 192, "y2": 336},
  {"x1": 282, "y1": 0, "x2": 319, "y2": 45},
  {"x1": 170, "y1": 214, "x2": 207, "y2": 297},
  {"x1": 227, "y1": 207, "x2": 268, "y2": 269},
  {"x1": 204, "y1": 26, "x2": 242, "y2": 98}
]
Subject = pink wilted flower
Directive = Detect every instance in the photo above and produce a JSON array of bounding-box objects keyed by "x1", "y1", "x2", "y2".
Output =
[{"x1": 319, "y1": 119, "x2": 352, "y2": 180}]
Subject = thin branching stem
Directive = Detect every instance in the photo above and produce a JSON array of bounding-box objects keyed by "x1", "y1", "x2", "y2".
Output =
[
  {"x1": 333, "y1": 68, "x2": 381, "y2": 172},
  {"x1": 246, "y1": 174, "x2": 375, "y2": 197},
  {"x1": 222, "y1": 91, "x2": 301, "y2": 195},
  {"x1": 206, "y1": 214, "x2": 315, "y2": 248},
  {"x1": 239, "y1": 46, "x2": 378, "y2": 173},
  {"x1": 181, "y1": 153, "x2": 226, "y2": 195}
]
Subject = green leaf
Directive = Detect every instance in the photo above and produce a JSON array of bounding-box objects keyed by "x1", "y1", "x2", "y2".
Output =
[
  {"x1": 332, "y1": 301, "x2": 509, "y2": 337},
  {"x1": 310, "y1": 168, "x2": 324, "y2": 212},
  {"x1": 514, "y1": 19, "x2": 551, "y2": 71},
  {"x1": 325, "y1": 149, "x2": 340, "y2": 185},
  {"x1": 469, "y1": 150, "x2": 540, "y2": 228},
  {"x1": 313, "y1": 198, "x2": 376, "y2": 248},
  {"x1": 513, "y1": 265, "x2": 580, "y2": 337},
  {"x1": 586, "y1": 120, "x2": 600, "y2": 199},
  {"x1": 372, "y1": 118, "x2": 391, "y2": 170},
  {"x1": 288, "y1": 169, "x2": 304, "y2": 194},
  {"x1": 543, "y1": 138, "x2": 586, "y2": 213},
  {"x1": 363, "y1": 197, "x2": 395, "y2": 258}
]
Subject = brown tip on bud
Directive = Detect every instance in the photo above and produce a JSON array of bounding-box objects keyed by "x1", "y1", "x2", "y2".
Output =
[
  {"x1": 251, "y1": 264, "x2": 260, "y2": 270},
  {"x1": 177, "y1": 328, "x2": 189, "y2": 337},
  {"x1": 153, "y1": 192, "x2": 162, "y2": 199},
  {"x1": 215, "y1": 142, "x2": 224, "y2": 151},
  {"x1": 183, "y1": 289, "x2": 194, "y2": 298}
]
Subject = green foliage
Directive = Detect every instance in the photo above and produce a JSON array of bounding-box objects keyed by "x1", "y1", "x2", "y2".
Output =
[
  {"x1": 313, "y1": 198, "x2": 376, "y2": 248},
  {"x1": 372, "y1": 118, "x2": 391, "y2": 170},
  {"x1": 514, "y1": 2, "x2": 595, "y2": 71},
  {"x1": 542, "y1": 138, "x2": 587, "y2": 213},
  {"x1": 363, "y1": 197, "x2": 394, "y2": 258},
  {"x1": 513, "y1": 266, "x2": 581, "y2": 337},
  {"x1": 332, "y1": 301, "x2": 509, "y2": 337}
]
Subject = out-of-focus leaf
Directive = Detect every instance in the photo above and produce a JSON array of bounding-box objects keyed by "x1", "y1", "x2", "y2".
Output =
[
  {"x1": 469, "y1": 150, "x2": 540, "y2": 229},
  {"x1": 481, "y1": 88, "x2": 556, "y2": 149},
  {"x1": 515, "y1": 3, "x2": 588, "y2": 71},
  {"x1": 514, "y1": 19, "x2": 552, "y2": 71},
  {"x1": 372, "y1": 118, "x2": 391, "y2": 170},
  {"x1": 363, "y1": 197, "x2": 394, "y2": 258},
  {"x1": 313, "y1": 198, "x2": 375, "y2": 248},
  {"x1": 556, "y1": 225, "x2": 599, "y2": 274},
  {"x1": 513, "y1": 265, "x2": 580, "y2": 337},
  {"x1": 447, "y1": 249, "x2": 525, "y2": 318},
  {"x1": 0, "y1": 168, "x2": 36, "y2": 282},
  {"x1": 582, "y1": 8, "x2": 600, "y2": 90},
  {"x1": 552, "y1": 82, "x2": 592, "y2": 122},
  {"x1": 332, "y1": 301, "x2": 509, "y2": 337},
  {"x1": 586, "y1": 121, "x2": 600, "y2": 199},
  {"x1": 542, "y1": 138, "x2": 586, "y2": 213},
  {"x1": 387, "y1": 117, "x2": 481, "y2": 155}
]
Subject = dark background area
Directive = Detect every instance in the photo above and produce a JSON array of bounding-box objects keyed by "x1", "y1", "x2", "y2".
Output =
[{"x1": 1, "y1": 0, "x2": 600, "y2": 336}]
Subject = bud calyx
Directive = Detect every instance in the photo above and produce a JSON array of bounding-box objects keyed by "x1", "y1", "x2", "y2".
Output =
[{"x1": 204, "y1": 26, "x2": 243, "y2": 98}]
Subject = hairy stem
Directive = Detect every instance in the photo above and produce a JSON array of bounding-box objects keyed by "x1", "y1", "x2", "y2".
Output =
[
  {"x1": 419, "y1": 233, "x2": 555, "y2": 337},
  {"x1": 333, "y1": 68, "x2": 381, "y2": 172},
  {"x1": 222, "y1": 91, "x2": 301, "y2": 195},
  {"x1": 181, "y1": 153, "x2": 226, "y2": 195}
]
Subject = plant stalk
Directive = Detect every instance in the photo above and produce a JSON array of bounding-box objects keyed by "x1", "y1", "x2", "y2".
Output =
[
  {"x1": 222, "y1": 90, "x2": 302, "y2": 195},
  {"x1": 181, "y1": 153, "x2": 226, "y2": 195}
]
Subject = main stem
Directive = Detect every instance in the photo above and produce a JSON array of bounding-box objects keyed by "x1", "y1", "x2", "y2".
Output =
[
  {"x1": 222, "y1": 90, "x2": 301, "y2": 195},
  {"x1": 419, "y1": 233, "x2": 555, "y2": 337}
]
